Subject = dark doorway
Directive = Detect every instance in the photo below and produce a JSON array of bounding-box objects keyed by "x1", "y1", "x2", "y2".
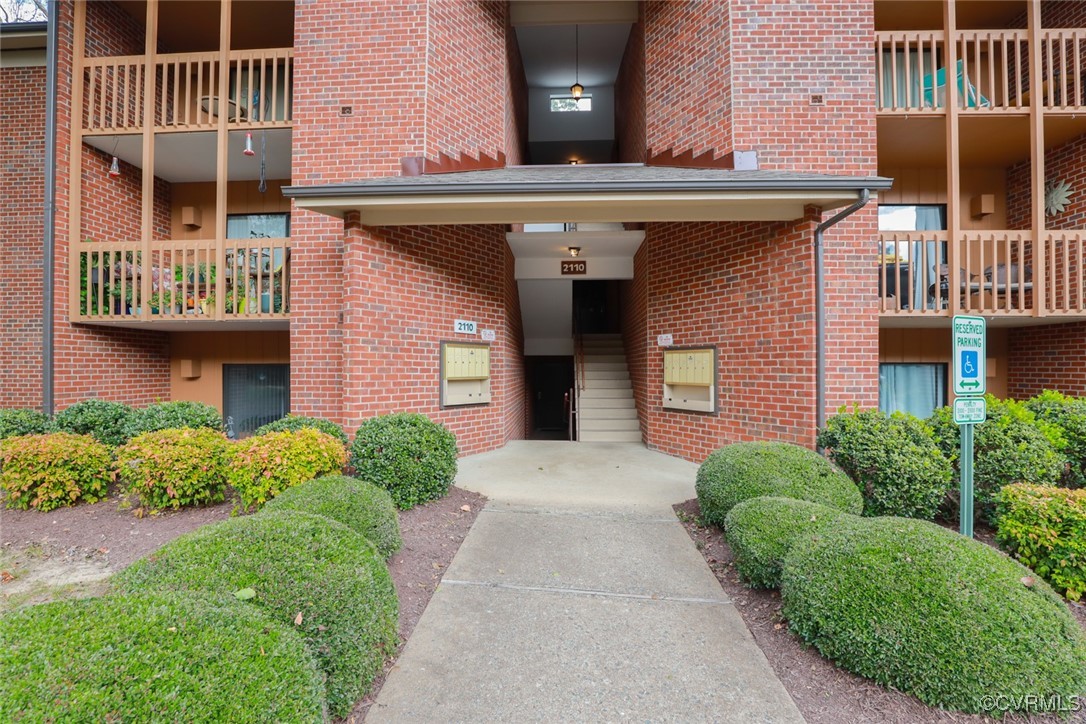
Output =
[
  {"x1": 526, "y1": 356, "x2": 574, "y2": 439},
  {"x1": 573, "y1": 280, "x2": 622, "y2": 334}
]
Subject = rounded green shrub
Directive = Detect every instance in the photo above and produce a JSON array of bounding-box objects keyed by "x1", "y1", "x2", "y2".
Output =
[
  {"x1": 781, "y1": 517, "x2": 1086, "y2": 714},
  {"x1": 262, "y1": 474, "x2": 402, "y2": 558},
  {"x1": 695, "y1": 441, "x2": 862, "y2": 527},
  {"x1": 1025, "y1": 389, "x2": 1086, "y2": 488},
  {"x1": 997, "y1": 484, "x2": 1086, "y2": 602},
  {"x1": 53, "y1": 398, "x2": 136, "y2": 447},
  {"x1": 0, "y1": 592, "x2": 326, "y2": 722},
  {"x1": 351, "y1": 413, "x2": 458, "y2": 510},
  {"x1": 724, "y1": 496, "x2": 851, "y2": 589},
  {"x1": 817, "y1": 407, "x2": 952, "y2": 519},
  {"x1": 929, "y1": 395, "x2": 1064, "y2": 523},
  {"x1": 115, "y1": 428, "x2": 232, "y2": 510},
  {"x1": 125, "y1": 400, "x2": 224, "y2": 437},
  {"x1": 226, "y1": 428, "x2": 347, "y2": 511},
  {"x1": 256, "y1": 414, "x2": 349, "y2": 446},
  {"x1": 114, "y1": 511, "x2": 398, "y2": 718},
  {"x1": 0, "y1": 433, "x2": 112, "y2": 511},
  {"x1": 0, "y1": 408, "x2": 50, "y2": 440}
]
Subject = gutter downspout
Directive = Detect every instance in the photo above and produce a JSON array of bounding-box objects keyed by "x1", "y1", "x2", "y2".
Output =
[
  {"x1": 42, "y1": 0, "x2": 59, "y2": 416},
  {"x1": 814, "y1": 188, "x2": 870, "y2": 442}
]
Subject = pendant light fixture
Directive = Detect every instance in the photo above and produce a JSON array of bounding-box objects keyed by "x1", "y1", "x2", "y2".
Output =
[
  {"x1": 108, "y1": 137, "x2": 121, "y2": 178},
  {"x1": 570, "y1": 25, "x2": 583, "y2": 100}
]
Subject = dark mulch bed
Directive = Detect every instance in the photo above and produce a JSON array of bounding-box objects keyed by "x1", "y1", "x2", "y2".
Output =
[
  {"x1": 1, "y1": 485, "x2": 485, "y2": 722},
  {"x1": 674, "y1": 498, "x2": 1086, "y2": 724}
]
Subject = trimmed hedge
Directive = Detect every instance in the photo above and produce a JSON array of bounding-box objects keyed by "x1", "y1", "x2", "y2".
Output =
[
  {"x1": 226, "y1": 428, "x2": 347, "y2": 511},
  {"x1": 0, "y1": 408, "x2": 50, "y2": 440},
  {"x1": 724, "y1": 496, "x2": 850, "y2": 589},
  {"x1": 262, "y1": 474, "x2": 402, "y2": 558},
  {"x1": 817, "y1": 408, "x2": 952, "y2": 519},
  {"x1": 998, "y1": 484, "x2": 1086, "y2": 602},
  {"x1": 256, "y1": 414, "x2": 349, "y2": 446},
  {"x1": 52, "y1": 399, "x2": 135, "y2": 447},
  {"x1": 0, "y1": 593, "x2": 326, "y2": 722},
  {"x1": 125, "y1": 400, "x2": 224, "y2": 437},
  {"x1": 781, "y1": 517, "x2": 1086, "y2": 714},
  {"x1": 351, "y1": 413, "x2": 458, "y2": 510},
  {"x1": 0, "y1": 433, "x2": 112, "y2": 511},
  {"x1": 1025, "y1": 389, "x2": 1086, "y2": 488},
  {"x1": 929, "y1": 396, "x2": 1064, "y2": 523},
  {"x1": 115, "y1": 428, "x2": 231, "y2": 510},
  {"x1": 114, "y1": 511, "x2": 398, "y2": 718},
  {"x1": 695, "y1": 442, "x2": 862, "y2": 527}
]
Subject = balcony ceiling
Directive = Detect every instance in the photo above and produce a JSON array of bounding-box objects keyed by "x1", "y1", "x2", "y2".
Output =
[
  {"x1": 113, "y1": 0, "x2": 294, "y2": 53},
  {"x1": 515, "y1": 23, "x2": 632, "y2": 89}
]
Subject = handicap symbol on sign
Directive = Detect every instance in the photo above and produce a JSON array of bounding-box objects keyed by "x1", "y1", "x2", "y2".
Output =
[{"x1": 961, "y1": 351, "x2": 979, "y2": 379}]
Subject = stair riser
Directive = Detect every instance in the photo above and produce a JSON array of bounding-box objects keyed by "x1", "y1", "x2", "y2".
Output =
[
  {"x1": 580, "y1": 389, "x2": 633, "y2": 399},
  {"x1": 579, "y1": 409, "x2": 638, "y2": 420},
  {"x1": 580, "y1": 419, "x2": 641, "y2": 431},
  {"x1": 584, "y1": 371, "x2": 630, "y2": 380},
  {"x1": 579, "y1": 430, "x2": 643, "y2": 443},
  {"x1": 578, "y1": 398, "x2": 636, "y2": 408},
  {"x1": 583, "y1": 379, "x2": 632, "y2": 389}
]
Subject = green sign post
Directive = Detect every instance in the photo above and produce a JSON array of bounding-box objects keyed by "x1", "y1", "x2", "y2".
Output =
[{"x1": 952, "y1": 315, "x2": 987, "y2": 538}]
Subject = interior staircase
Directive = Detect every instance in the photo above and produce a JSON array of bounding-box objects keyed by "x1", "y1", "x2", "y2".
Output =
[{"x1": 577, "y1": 334, "x2": 642, "y2": 443}]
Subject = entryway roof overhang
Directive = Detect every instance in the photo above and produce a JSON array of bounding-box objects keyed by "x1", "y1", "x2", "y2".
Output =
[{"x1": 284, "y1": 164, "x2": 893, "y2": 226}]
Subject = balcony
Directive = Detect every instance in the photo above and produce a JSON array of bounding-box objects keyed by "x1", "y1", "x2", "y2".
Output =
[
  {"x1": 876, "y1": 30, "x2": 1086, "y2": 114},
  {"x1": 878, "y1": 230, "x2": 1086, "y2": 324},
  {"x1": 81, "y1": 48, "x2": 293, "y2": 135},
  {"x1": 73, "y1": 237, "x2": 290, "y2": 329}
]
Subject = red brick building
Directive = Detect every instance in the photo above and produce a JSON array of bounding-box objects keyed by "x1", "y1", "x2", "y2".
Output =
[{"x1": 2, "y1": 1, "x2": 1084, "y2": 462}]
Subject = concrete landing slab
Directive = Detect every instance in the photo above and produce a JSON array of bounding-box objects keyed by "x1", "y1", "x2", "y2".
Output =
[{"x1": 367, "y1": 583, "x2": 803, "y2": 724}]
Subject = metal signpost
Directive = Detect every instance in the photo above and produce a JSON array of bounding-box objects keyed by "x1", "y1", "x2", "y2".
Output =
[{"x1": 952, "y1": 315, "x2": 987, "y2": 538}]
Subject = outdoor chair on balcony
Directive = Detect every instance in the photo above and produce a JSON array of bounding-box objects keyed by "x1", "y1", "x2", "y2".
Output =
[
  {"x1": 928, "y1": 265, "x2": 980, "y2": 309},
  {"x1": 922, "y1": 60, "x2": 990, "y2": 109},
  {"x1": 979, "y1": 262, "x2": 1033, "y2": 307}
]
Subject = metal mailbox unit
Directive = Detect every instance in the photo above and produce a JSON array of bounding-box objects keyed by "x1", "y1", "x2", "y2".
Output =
[
  {"x1": 441, "y1": 342, "x2": 492, "y2": 406},
  {"x1": 662, "y1": 347, "x2": 717, "y2": 413}
]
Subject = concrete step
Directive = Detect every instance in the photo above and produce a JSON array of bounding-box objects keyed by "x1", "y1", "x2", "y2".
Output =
[
  {"x1": 578, "y1": 407, "x2": 638, "y2": 420},
  {"x1": 583, "y1": 361, "x2": 628, "y2": 371},
  {"x1": 580, "y1": 388, "x2": 634, "y2": 399},
  {"x1": 582, "y1": 379, "x2": 632, "y2": 390},
  {"x1": 580, "y1": 418, "x2": 641, "y2": 432},
  {"x1": 584, "y1": 369, "x2": 630, "y2": 380},
  {"x1": 577, "y1": 396, "x2": 635, "y2": 409},
  {"x1": 579, "y1": 430, "x2": 643, "y2": 443},
  {"x1": 583, "y1": 355, "x2": 626, "y2": 364}
]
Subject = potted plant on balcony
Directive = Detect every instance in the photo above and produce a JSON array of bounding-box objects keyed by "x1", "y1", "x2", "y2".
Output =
[
  {"x1": 147, "y1": 290, "x2": 176, "y2": 315},
  {"x1": 199, "y1": 292, "x2": 217, "y2": 317}
]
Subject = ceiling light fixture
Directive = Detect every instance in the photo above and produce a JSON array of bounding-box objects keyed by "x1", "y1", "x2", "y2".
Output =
[
  {"x1": 569, "y1": 159, "x2": 578, "y2": 165},
  {"x1": 570, "y1": 25, "x2": 583, "y2": 99},
  {"x1": 568, "y1": 246, "x2": 581, "y2": 258}
]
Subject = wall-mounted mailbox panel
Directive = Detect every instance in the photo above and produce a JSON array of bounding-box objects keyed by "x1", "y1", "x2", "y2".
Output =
[
  {"x1": 663, "y1": 347, "x2": 716, "y2": 413},
  {"x1": 442, "y1": 342, "x2": 492, "y2": 406}
]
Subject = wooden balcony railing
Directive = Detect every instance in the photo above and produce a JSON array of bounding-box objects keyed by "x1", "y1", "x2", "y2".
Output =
[
  {"x1": 878, "y1": 230, "x2": 1086, "y2": 318},
  {"x1": 876, "y1": 29, "x2": 1086, "y2": 113},
  {"x1": 83, "y1": 48, "x2": 293, "y2": 135},
  {"x1": 73, "y1": 238, "x2": 290, "y2": 323}
]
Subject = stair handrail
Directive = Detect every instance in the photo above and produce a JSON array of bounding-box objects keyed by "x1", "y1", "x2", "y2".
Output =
[{"x1": 566, "y1": 386, "x2": 577, "y2": 442}]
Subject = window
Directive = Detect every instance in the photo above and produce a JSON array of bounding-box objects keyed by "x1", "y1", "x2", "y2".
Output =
[
  {"x1": 879, "y1": 363, "x2": 947, "y2": 419},
  {"x1": 226, "y1": 212, "x2": 290, "y2": 239},
  {"x1": 878, "y1": 204, "x2": 946, "y2": 233},
  {"x1": 223, "y1": 364, "x2": 290, "y2": 439},
  {"x1": 550, "y1": 95, "x2": 592, "y2": 112}
]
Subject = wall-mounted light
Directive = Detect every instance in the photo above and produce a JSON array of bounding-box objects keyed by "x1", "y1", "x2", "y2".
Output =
[
  {"x1": 569, "y1": 159, "x2": 578, "y2": 165},
  {"x1": 568, "y1": 247, "x2": 581, "y2": 258},
  {"x1": 570, "y1": 25, "x2": 583, "y2": 99}
]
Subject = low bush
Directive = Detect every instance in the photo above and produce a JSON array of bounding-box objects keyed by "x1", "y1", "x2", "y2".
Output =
[
  {"x1": 115, "y1": 428, "x2": 231, "y2": 510},
  {"x1": 695, "y1": 442, "x2": 862, "y2": 527},
  {"x1": 817, "y1": 407, "x2": 952, "y2": 519},
  {"x1": 351, "y1": 413, "x2": 458, "y2": 510},
  {"x1": 0, "y1": 592, "x2": 326, "y2": 722},
  {"x1": 0, "y1": 408, "x2": 50, "y2": 440},
  {"x1": 997, "y1": 484, "x2": 1086, "y2": 602},
  {"x1": 256, "y1": 414, "x2": 349, "y2": 446},
  {"x1": 125, "y1": 400, "x2": 223, "y2": 437},
  {"x1": 52, "y1": 398, "x2": 135, "y2": 447},
  {"x1": 226, "y1": 428, "x2": 347, "y2": 511},
  {"x1": 929, "y1": 396, "x2": 1064, "y2": 524},
  {"x1": 0, "y1": 433, "x2": 112, "y2": 511},
  {"x1": 781, "y1": 517, "x2": 1086, "y2": 714},
  {"x1": 1025, "y1": 389, "x2": 1086, "y2": 488},
  {"x1": 262, "y1": 474, "x2": 402, "y2": 558},
  {"x1": 724, "y1": 496, "x2": 850, "y2": 589},
  {"x1": 115, "y1": 511, "x2": 398, "y2": 718}
]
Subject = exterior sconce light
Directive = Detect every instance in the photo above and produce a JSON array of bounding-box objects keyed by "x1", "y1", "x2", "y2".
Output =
[{"x1": 568, "y1": 247, "x2": 581, "y2": 258}]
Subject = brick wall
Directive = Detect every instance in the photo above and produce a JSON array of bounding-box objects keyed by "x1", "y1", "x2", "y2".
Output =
[
  {"x1": 503, "y1": 236, "x2": 526, "y2": 442},
  {"x1": 615, "y1": 7, "x2": 646, "y2": 164},
  {"x1": 1007, "y1": 131, "x2": 1086, "y2": 230},
  {"x1": 341, "y1": 220, "x2": 523, "y2": 455},
  {"x1": 1008, "y1": 322, "x2": 1086, "y2": 397},
  {"x1": 426, "y1": 0, "x2": 506, "y2": 162},
  {"x1": 643, "y1": 0, "x2": 731, "y2": 158},
  {"x1": 0, "y1": 65, "x2": 46, "y2": 408},
  {"x1": 729, "y1": 0, "x2": 877, "y2": 173}
]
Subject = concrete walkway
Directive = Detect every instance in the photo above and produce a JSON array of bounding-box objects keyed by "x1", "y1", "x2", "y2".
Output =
[{"x1": 367, "y1": 441, "x2": 804, "y2": 723}]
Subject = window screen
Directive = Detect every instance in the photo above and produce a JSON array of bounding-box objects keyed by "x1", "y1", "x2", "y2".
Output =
[
  {"x1": 879, "y1": 363, "x2": 947, "y2": 419},
  {"x1": 223, "y1": 364, "x2": 290, "y2": 439}
]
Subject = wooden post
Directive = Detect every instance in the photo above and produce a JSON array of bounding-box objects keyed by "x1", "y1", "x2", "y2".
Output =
[
  {"x1": 139, "y1": 0, "x2": 159, "y2": 315},
  {"x1": 215, "y1": 0, "x2": 232, "y2": 318},
  {"x1": 946, "y1": 1, "x2": 963, "y2": 317},
  {"x1": 1028, "y1": 0, "x2": 1047, "y2": 317},
  {"x1": 68, "y1": 1, "x2": 88, "y2": 319}
]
